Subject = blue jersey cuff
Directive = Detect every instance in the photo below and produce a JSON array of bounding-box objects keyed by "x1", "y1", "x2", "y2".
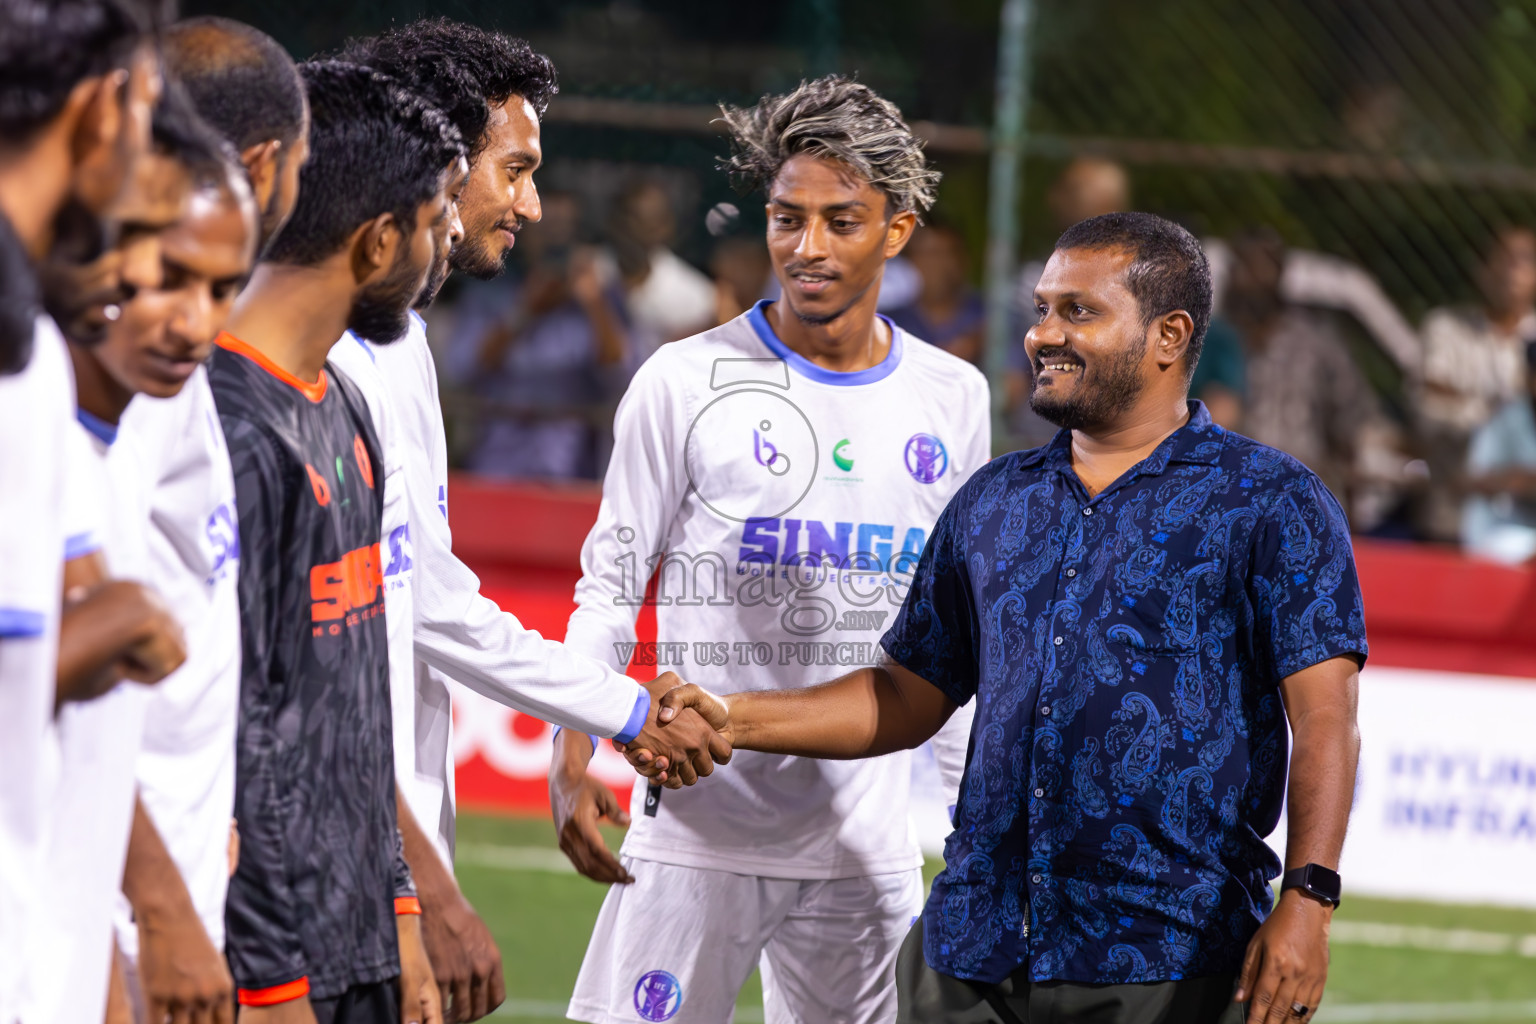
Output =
[
  {"x1": 64, "y1": 531, "x2": 101, "y2": 561},
  {"x1": 552, "y1": 726, "x2": 600, "y2": 752},
  {"x1": 612, "y1": 688, "x2": 651, "y2": 746},
  {"x1": 0, "y1": 608, "x2": 46, "y2": 638}
]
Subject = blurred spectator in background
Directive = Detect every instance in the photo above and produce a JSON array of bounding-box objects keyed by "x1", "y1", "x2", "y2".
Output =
[
  {"x1": 1006, "y1": 157, "x2": 1131, "y2": 447},
  {"x1": 886, "y1": 223, "x2": 984, "y2": 363},
  {"x1": 1226, "y1": 228, "x2": 1379, "y2": 505},
  {"x1": 605, "y1": 178, "x2": 715, "y2": 360},
  {"x1": 710, "y1": 235, "x2": 771, "y2": 325},
  {"x1": 1461, "y1": 343, "x2": 1536, "y2": 565},
  {"x1": 447, "y1": 191, "x2": 631, "y2": 480},
  {"x1": 1415, "y1": 225, "x2": 1536, "y2": 542},
  {"x1": 1188, "y1": 317, "x2": 1246, "y2": 429}
]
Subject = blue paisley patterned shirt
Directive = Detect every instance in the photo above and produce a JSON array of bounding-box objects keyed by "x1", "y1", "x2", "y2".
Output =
[{"x1": 882, "y1": 401, "x2": 1368, "y2": 986}]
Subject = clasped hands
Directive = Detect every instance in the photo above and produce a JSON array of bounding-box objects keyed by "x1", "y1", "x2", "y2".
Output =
[{"x1": 612, "y1": 673, "x2": 734, "y2": 789}]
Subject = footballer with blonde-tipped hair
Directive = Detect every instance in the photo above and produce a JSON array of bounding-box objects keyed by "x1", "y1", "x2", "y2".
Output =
[{"x1": 556, "y1": 76, "x2": 989, "y2": 1024}]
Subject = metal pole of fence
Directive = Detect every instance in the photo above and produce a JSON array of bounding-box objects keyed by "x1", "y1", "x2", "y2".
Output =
[{"x1": 984, "y1": 0, "x2": 1035, "y2": 452}]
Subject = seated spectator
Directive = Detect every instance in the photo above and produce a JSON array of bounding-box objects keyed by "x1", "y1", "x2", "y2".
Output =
[
  {"x1": 886, "y1": 223, "x2": 984, "y2": 364},
  {"x1": 1226, "y1": 228, "x2": 1380, "y2": 507},
  {"x1": 606, "y1": 178, "x2": 716, "y2": 359},
  {"x1": 1462, "y1": 344, "x2": 1536, "y2": 564},
  {"x1": 1416, "y1": 225, "x2": 1536, "y2": 542},
  {"x1": 452, "y1": 191, "x2": 631, "y2": 480},
  {"x1": 710, "y1": 235, "x2": 771, "y2": 326}
]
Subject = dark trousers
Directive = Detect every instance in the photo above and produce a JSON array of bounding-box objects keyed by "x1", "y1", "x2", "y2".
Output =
[
  {"x1": 895, "y1": 920, "x2": 1247, "y2": 1024},
  {"x1": 310, "y1": 979, "x2": 401, "y2": 1024}
]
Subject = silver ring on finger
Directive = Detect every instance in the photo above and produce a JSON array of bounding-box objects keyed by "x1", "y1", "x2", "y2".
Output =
[{"x1": 1291, "y1": 1003, "x2": 1310, "y2": 1017}]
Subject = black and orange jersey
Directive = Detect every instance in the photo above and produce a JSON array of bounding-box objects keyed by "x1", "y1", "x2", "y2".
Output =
[{"x1": 210, "y1": 332, "x2": 413, "y2": 1005}]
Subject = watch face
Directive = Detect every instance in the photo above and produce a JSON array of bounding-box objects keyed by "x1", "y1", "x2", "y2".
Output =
[
  {"x1": 1285, "y1": 865, "x2": 1341, "y2": 904},
  {"x1": 1305, "y1": 865, "x2": 1342, "y2": 901}
]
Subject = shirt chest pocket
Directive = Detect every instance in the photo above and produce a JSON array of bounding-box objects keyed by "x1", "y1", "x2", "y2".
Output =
[{"x1": 1103, "y1": 559, "x2": 1228, "y2": 657}]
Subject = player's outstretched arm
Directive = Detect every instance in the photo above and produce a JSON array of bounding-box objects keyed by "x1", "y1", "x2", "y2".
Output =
[
  {"x1": 637, "y1": 660, "x2": 957, "y2": 780},
  {"x1": 396, "y1": 792, "x2": 504, "y2": 1022},
  {"x1": 621, "y1": 673, "x2": 734, "y2": 787}
]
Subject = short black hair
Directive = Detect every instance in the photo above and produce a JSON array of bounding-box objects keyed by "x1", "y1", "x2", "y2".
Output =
[
  {"x1": 263, "y1": 61, "x2": 464, "y2": 267},
  {"x1": 1054, "y1": 211, "x2": 1213, "y2": 377},
  {"x1": 0, "y1": 209, "x2": 40, "y2": 374},
  {"x1": 152, "y1": 74, "x2": 238, "y2": 188},
  {"x1": 0, "y1": 0, "x2": 156, "y2": 142},
  {"x1": 162, "y1": 16, "x2": 305, "y2": 152},
  {"x1": 332, "y1": 18, "x2": 557, "y2": 160}
]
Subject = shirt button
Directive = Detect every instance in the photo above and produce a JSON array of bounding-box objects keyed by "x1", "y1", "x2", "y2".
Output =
[
  {"x1": 1033, "y1": 788, "x2": 1044, "y2": 798},
  {"x1": 1065, "y1": 568, "x2": 1076, "y2": 577},
  {"x1": 1032, "y1": 873, "x2": 1043, "y2": 884},
  {"x1": 1082, "y1": 507, "x2": 1093, "y2": 516},
  {"x1": 1053, "y1": 636, "x2": 1063, "y2": 646},
  {"x1": 1041, "y1": 705, "x2": 1051, "y2": 716}
]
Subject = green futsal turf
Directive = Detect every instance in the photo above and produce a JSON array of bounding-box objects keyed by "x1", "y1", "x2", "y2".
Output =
[{"x1": 454, "y1": 812, "x2": 1536, "y2": 1024}]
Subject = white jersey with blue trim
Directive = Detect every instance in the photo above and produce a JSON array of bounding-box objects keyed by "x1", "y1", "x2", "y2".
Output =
[
  {"x1": 35, "y1": 414, "x2": 152, "y2": 1024},
  {"x1": 327, "y1": 330, "x2": 423, "y2": 848},
  {"x1": 108, "y1": 365, "x2": 242, "y2": 955},
  {"x1": 0, "y1": 317, "x2": 73, "y2": 1023},
  {"x1": 363, "y1": 314, "x2": 649, "y2": 862},
  {"x1": 567, "y1": 301, "x2": 988, "y2": 879}
]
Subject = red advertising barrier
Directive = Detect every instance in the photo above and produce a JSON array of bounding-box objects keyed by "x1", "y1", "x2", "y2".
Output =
[{"x1": 445, "y1": 474, "x2": 1536, "y2": 817}]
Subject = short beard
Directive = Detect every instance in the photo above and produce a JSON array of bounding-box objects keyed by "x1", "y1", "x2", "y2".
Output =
[
  {"x1": 1028, "y1": 338, "x2": 1147, "y2": 431},
  {"x1": 348, "y1": 247, "x2": 424, "y2": 345},
  {"x1": 415, "y1": 255, "x2": 451, "y2": 311},
  {"x1": 450, "y1": 231, "x2": 508, "y2": 281},
  {"x1": 793, "y1": 305, "x2": 844, "y2": 327}
]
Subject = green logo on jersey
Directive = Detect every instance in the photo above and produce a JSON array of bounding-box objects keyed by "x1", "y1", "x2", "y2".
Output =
[{"x1": 832, "y1": 439, "x2": 855, "y2": 472}]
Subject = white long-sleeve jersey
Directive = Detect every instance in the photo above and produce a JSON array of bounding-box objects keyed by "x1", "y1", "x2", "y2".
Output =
[
  {"x1": 109, "y1": 366, "x2": 242, "y2": 954},
  {"x1": 36, "y1": 414, "x2": 152, "y2": 1024},
  {"x1": 566, "y1": 302, "x2": 986, "y2": 880},
  {"x1": 0, "y1": 318, "x2": 73, "y2": 1024},
  {"x1": 339, "y1": 317, "x2": 647, "y2": 861}
]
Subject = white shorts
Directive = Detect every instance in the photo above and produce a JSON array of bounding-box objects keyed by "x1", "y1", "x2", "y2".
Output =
[{"x1": 568, "y1": 857, "x2": 923, "y2": 1024}]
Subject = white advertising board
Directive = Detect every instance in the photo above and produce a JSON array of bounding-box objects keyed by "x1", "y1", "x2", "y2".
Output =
[{"x1": 1269, "y1": 666, "x2": 1536, "y2": 907}]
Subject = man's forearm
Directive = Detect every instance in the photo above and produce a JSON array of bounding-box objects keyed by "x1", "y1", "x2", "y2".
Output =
[
  {"x1": 728, "y1": 666, "x2": 947, "y2": 759},
  {"x1": 1282, "y1": 706, "x2": 1359, "y2": 870},
  {"x1": 122, "y1": 796, "x2": 198, "y2": 922},
  {"x1": 396, "y1": 788, "x2": 458, "y2": 907}
]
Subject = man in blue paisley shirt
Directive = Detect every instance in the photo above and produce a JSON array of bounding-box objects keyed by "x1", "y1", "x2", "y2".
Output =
[{"x1": 639, "y1": 212, "x2": 1367, "y2": 1024}]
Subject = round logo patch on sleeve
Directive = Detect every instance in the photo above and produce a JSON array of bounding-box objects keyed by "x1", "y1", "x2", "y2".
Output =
[{"x1": 633, "y1": 970, "x2": 683, "y2": 1021}]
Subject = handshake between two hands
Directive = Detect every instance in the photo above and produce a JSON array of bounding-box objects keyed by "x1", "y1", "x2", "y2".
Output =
[{"x1": 611, "y1": 673, "x2": 735, "y2": 789}]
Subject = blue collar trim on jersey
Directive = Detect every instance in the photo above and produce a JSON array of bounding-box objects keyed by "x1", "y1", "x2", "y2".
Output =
[
  {"x1": 348, "y1": 330, "x2": 377, "y2": 363},
  {"x1": 76, "y1": 408, "x2": 118, "y2": 445},
  {"x1": 747, "y1": 299, "x2": 903, "y2": 386}
]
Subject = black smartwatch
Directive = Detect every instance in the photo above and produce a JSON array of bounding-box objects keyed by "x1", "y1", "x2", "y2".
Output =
[{"x1": 1281, "y1": 864, "x2": 1342, "y2": 908}]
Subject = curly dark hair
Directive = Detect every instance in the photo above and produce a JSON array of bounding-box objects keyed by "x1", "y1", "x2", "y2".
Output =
[
  {"x1": 263, "y1": 61, "x2": 465, "y2": 267},
  {"x1": 718, "y1": 75, "x2": 940, "y2": 217},
  {"x1": 333, "y1": 18, "x2": 557, "y2": 160}
]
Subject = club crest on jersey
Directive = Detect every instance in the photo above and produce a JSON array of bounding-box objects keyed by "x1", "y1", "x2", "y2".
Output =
[
  {"x1": 633, "y1": 970, "x2": 682, "y2": 1021},
  {"x1": 905, "y1": 433, "x2": 948, "y2": 484}
]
